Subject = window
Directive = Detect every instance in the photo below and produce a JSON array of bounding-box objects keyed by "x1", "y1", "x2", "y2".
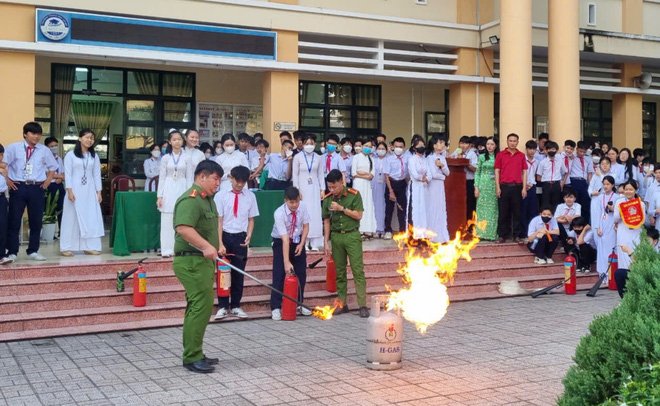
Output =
[
  {"x1": 582, "y1": 99, "x2": 612, "y2": 146},
  {"x1": 588, "y1": 3, "x2": 596, "y2": 26},
  {"x1": 643, "y1": 102, "x2": 657, "y2": 159},
  {"x1": 34, "y1": 92, "x2": 52, "y2": 137},
  {"x1": 299, "y1": 81, "x2": 381, "y2": 141}
]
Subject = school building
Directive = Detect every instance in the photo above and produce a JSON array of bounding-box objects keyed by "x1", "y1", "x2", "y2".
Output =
[{"x1": 1, "y1": 0, "x2": 659, "y2": 191}]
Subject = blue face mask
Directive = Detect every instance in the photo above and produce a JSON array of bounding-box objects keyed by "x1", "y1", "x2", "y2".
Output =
[
  {"x1": 327, "y1": 144, "x2": 337, "y2": 152},
  {"x1": 363, "y1": 147, "x2": 372, "y2": 155},
  {"x1": 161, "y1": 148, "x2": 167, "y2": 154}
]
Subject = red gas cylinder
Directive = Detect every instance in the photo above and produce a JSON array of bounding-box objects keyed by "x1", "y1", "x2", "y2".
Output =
[
  {"x1": 133, "y1": 272, "x2": 147, "y2": 307},
  {"x1": 282, "y1": 275, "x2": 299, "y2": 321},
  {"x1": 217, "y1": 257, "x2": 231, "y2": 297},
  {"x1": 564, "y1": 254, "x2": 576, "y2": 295},
  {"x1": 326, "y1": 258, "x2": 337, "y2": 293},
  {"x1": 608, "y1": 251, "x2": 619, "y2": 290}
]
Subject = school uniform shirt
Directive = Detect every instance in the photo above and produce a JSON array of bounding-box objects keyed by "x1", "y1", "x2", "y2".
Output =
[
  {"x1": 341, "y1": 154, "x2": 354, "y2": 183},
  {"x1": 558, "y1": 152, "x2": 574, "y2": 185},
  {"x1": 321, "y1": 152, "x2": 347, "y2": 175},
  {"x1": 214, "y1": 188, "x2": 259, "y2": 234},
  {"x1": 566, "y1": 229, "x2": 597, "y2": 249},
  {"x1": 2, "y1": 141, "x2": 58, "y2": 182},
  {"x1": 554, "y1": 202, "x2": 582, "y2": 233},
  {"x1": 644, "y1": 179, "x2": 660, "y2": 205},
  {"x1": 386, "y1": 153, "x2": 409, "y2": 181},
  {"x1": 244, "y1": 149, "x2": 260, "y2": 171},
  {"x1": 527, "y1": 215, "x2": 559, "y2": 236},
  {"x1": 610, "y1": 163, "x2": 624, "y2": 185},
  {"x1": 534, "y1": 148, "x2": 547, "y2": 163},
  {"x1": 213, "y1": 151, "x2": 249, "y2": 192},
  {"x1": 525, "y1": 157, "x2": 538, "y2": 186},
  {"x1": 566, "y1": 155, "x2": 594, "y2": 181},
  {"x1": 50, "y1": 155, "x2": 64, "y2": 183},
  {"x1": 266, "y1": 153, "x2": 290, "y2": 181},
  {"x1": 0, "y1": 172, "x2": 7, "y2": 193},
  {"x1": 536, "y1": 157, "x2": 565, "y2": 183},
  {"x1": 143, "y1": 157, "x2": 160, "y2": 191},
  {"x1": 464, "y1": 149, "x2": 478, "y2": 180},
  {"x1": 588, "y1": 171, "x2": 613, "y2": 197},
  {"x1": 271, "y1": 201, "x2": 311, "y2": 241}
]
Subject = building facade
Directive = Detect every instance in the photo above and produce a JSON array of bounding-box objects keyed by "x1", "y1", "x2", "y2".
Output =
[{"x1": 0, "y1": 0, "x2": 659, "y2": 192}]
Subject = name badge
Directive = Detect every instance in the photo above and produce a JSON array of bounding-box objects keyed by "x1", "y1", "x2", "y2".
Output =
[
  {"x1": 307, "y1": 177, "x2": 313, "y2": 185},
  {"x1": 378, "y1": 175, "x2": 384, "y2": 183},
  {"x1": 292, "y1": 235, "x2": 301, "y2": 244},
  {"x1": 25, "y1": 164, "x2": 33, "y2": 176},
  {"x1": 490, "y1": 173, "x2": 495, "y2": 179}
]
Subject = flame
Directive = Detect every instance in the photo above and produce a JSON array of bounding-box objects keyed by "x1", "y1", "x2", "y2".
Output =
[
  {"x1": 312, "y1": 299, "x2": 343, "y2": 320},
  {"x1": 386, "y1": 216, "x2": 485, "y2": 334}
]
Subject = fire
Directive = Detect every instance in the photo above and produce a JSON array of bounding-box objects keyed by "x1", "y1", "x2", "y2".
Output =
[
  {"x1": 386, "y1": 218, "x2": 484, "y2": 334},
  {"x1": 312, "y1": 299, "x2": 343, "y2": 320}
]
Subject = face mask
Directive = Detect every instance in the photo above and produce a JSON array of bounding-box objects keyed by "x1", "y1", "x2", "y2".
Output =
[
  {"x1": 541, "y1": 216, "x2": 552, "y2": 224},
  {"x1": 49, "y1": 146, "x2": 59, "y2": 154},
  {"x1": 204, "y1": 152, "x2": 212, "y2": 159},
  {"x1": 224, "y1": 146, "x2": 235, "y2": 154},
  {"x1": 548, "y1": 151, "x2": 557, "y2": 157},
  {"x1": 415, "y1": 146, "x2": 426, "y2": 154},
  {"x1": 215, "y1": 148, "x2": 223, "y2": 155},
  {"x1": 592, "y1": 157, "x2": 600, "y2": 164},
  {"x1": 377, "y1": 149, "x2": 387, "y2": 157},
  {"x1": 327, "y1": 144, "x2": 337, "y2": 152},
  {"x1": 354, "y1": 146, "x2": 362, "y2": 153},
  {"x1": 362, "y1": 147, "x2": 372, "y2": 155},
  {"x1": 343, "y1": 145, "x2": 352, "y2": 154},
  {"x1": 304, "y1": 144, "x2": 315, "y2": 153},
  {"x1": 151, "y1": 150, "x2": 161, "y2": 158},
  {"x1": 478, "y1": 149, "x2": 486, "y2": 155},
  {"x1": 643, "y1": 165, "x2": 650, "y2": 173},
  {"x1": 320, "y1": 147, "x2": 326, "y2": 154},
  {"x1": 586, "y1": 149, "x2": 593, "y2": 156},
  {"x1": 394, "y1": 147, "x2": 403, "y2": 156},
  {"x1": 161, "y1": 148, "x2": 167, "y2": 155},
  {"x1": 285, "y1": 149, "x2": 293, "y2": 157}
]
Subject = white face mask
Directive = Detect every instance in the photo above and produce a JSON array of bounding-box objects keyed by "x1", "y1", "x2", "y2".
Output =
[
  {"x1": 586, "y1": 149, "x2": 593, "y2": 156},
  {"x1": 354, "y1": 146, "x2": 362, "y2": 153},
  {"x1": 285, "y1": 149, "x2": 293, "y2": 157},
  {"x1": 592, "y1": 157, "x2": 600, "y2": 164},
  {"x1": 394, "y1": 147, "x2": 404, "y2": 156},
  {"x1": 204, "y1": 152, "x2": 212, "y2": 159},
  {"x1": 320, "y1": 147, "x2": 326, "y2": 154},
  {"x1": 215, "y1": 148, "x2": 223, "y2": 155},
  {"x1": 377, "y1": 149, "x2": 387, "y2": 157},
  {"x1": 224, "y1": 145, "x2": 235, "y2": 154},
  {"x1": 343, "y1": 145, "x2": 352, "y2": 154},
  {"x1": 151, "y1": 150, "x2": 161, "y2": 158},
  {"x1": 304, "y1": 144, "x2": 315, "y2": 153},
  {"x1": 49, "y1": 146, "x2": 59, "y2": 154},
  {"x1": 643, "y1": 165, "x2": 651, "y2": 173}
]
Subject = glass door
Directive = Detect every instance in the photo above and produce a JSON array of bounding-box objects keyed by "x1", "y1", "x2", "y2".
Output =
[{"x1": 124, "y1": 99, "x2": 157, "y2": 177}]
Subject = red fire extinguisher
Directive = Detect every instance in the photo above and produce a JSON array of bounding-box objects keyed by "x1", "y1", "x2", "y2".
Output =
[
  {"x1": 282, "y1": 275, "x2": 299, "y2": 321},
  {"x1": 326, "y1": 258, "x2": 337, "y2": 293},
  {"x1": 133, "y1": 271, "x2": 147, "y2": 307},
  {"x1": 217, "y1": 257, "x2": 231, "y2": 298},
  {"x1": 608, "y1": 250, "x2": 619, "y2": 290},
  {"x1": 564, "y1": 254, "x2": 576, "y2": 295}
]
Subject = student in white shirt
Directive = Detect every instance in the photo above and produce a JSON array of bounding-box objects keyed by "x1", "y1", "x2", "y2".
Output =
[
  {"x1": 450, "y1": 135, "x2": 478, "y2": 221},
  {"x1": 44, "y1": 136, "x2": 65, "y2": 234},
  {"x1": 265, "y1": 140, "x2": 294, "y2": 190},
  {"x1": 270, "y1": 187, "x2": 311, "y2": 321},
  {"x1": 527, "y1": 206, "x2": 561, "y2": 265},
  {"x1": 564, "y1": 141, "x2": 594, "y2": 223},
  {"x1": 144, "y1": 144, "x2": 161, "y2": 191},
  {"x1": 520, "y1": 140, "x2": 539, "y2": 238},
  {"x1": 563, "y1": 216, "x2": 597, "y2": 273},
  {"x1": 214, "y1": 134, "x2": 249, "y2": 192},
  {"x1": 555, "y1": 189, "x2": 582, "y2": 241},
  {"x1": 534, "y1": 133, "x2": 549, "y2": 163},
  {"x1": 607, "y1": 147, "x2": 624, "y2": 186},
  {"x1": 321, "y1": 134, "x2": 346, "y2": 186},
  {"x1": 536, "y1": 141, "x2": 565, "y2": 211},
  {"x1": 339, "y1": 138, "x2": 354, "y2": 186},
  {"x1": 384, "y1": 137, "x2": 409, "y2": 239},
  {"x1": 0, "y1": 144, "x2": 9, "y2": 265},
  {"x1": 214, "y1": 166, "x2": 259, "y2": 320}
]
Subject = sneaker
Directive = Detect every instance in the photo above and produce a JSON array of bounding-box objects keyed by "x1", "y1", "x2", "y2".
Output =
[
  {"x1": 359, "y1": 307, "x2": 370, "y2": 318},
  {"x1": 384, "y1": 232, "x2": 393, "y2": 240},
  {"x1": 27, "y1": 252, "x2": 46, "y2": 261},
  {"x1": 298, "y1": 306, "x2": 312, "y2": 316},
  {"x1": 214, "y1": 308, "x2": 228, "y2": 320},
  {"x1": 231, "y1": 307, "x2": 248, "y2": 319},
  {"x1": 545, "y1": 258, "x2": 554, "y2": 264},
  {"x1": 534, "y1": 257, "x2": 546, "y2": 265},
  {"x1": 0, "y1": 257, "x2": 11, "y2": 265},
  {"x1": 6, "y1": 254, "x2": 16, "y2": 263},
  {"x1": 271, "y1": 309, "x2": 282, "y2": 321},
  {"x1": 583, "y1": 267, "x2": 591, "y2": 274}
]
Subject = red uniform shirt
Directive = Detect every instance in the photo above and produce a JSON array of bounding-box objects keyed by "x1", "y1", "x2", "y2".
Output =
[{"x1": 494, "y1": 149, "x2": 527, "y2": 184}]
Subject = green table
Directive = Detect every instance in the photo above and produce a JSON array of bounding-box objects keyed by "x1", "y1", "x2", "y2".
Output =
[
  {"x1": 251, "y1": 190, "x2": 284, "y2": 247},
  {"x1": 110, "y1": 191, "x2": 160, "y2": 256}
]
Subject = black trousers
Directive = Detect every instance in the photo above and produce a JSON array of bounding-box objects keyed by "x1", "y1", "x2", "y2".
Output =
[
  {"x1": 497, "y1": 184, "x2": 523, "y2": 239},
  {"x1": 527, "y1": 234, "x2": 559, "y2": 259},
  {"x1": 466, "y1": 179, "x2": 476, "y2": 220},
  {"x1": 270, "y1": 238, "x2": 307, "y2": 310},
  {"x1": 519, "y1": 189, "x2": 538, "y2": 238},
  {"x1": 0, "y1": 194, "x2": 7, "y2": 258},
  {"x1": 564, "y1": 243, "x2": 597, "y2": 270},
  {"x1": 614, "y1": 268, "x2": 629, "y2": 298},
  {"x1": 7, "y1": 183, "x2": 45, "y2": 256},
  {"x1": 217, "y1": 232, "x2": 248, "y2": 309},
  {"x1": 47, "y1": 182, "x2": 65, "y2": 232},
  {"x1": 385, "y1": 179, "x2": 408, "y2": 233},
  {"x1": 541, "y1": 182, "x2": 562, "y2": 212},
  {"x1": 266, "y1": 178, "x2": 291, "y2": 191},
  {"x1": 570, "y1": 178, "x2": 590, "y2": 222}
]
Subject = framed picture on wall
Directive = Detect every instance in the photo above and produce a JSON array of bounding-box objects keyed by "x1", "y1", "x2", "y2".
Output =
[{"x1": 425, "y1": 112, "x2": 446, "y2": 138}]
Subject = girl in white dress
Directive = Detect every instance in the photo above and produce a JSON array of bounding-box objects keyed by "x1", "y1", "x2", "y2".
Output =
[
  {"x1": 613, "y1": 179, "x2": 646, "y2": 271},
  {"x1": 426, "y1": 134, "x2": 451, "y2": 244},
  {"x1": 372, "y1": 142, "x2": 389, "y2": 238},
  {"x1": 60, "y1": 129, "x2": 104, "y2": 256},
  {"x1": 591, "y1": 175, "x2": 618, "y2": 278},
  {"x1": 588, "y1": 157, "x2": 613, "y2": 199},
  {"x1": 214, "y1": 134, "x2": 249, "y2": 193},
  {"x1": 143, "y1": 144, "x2": 161, "y2": 191},
  {"x1": 352, "y1": 139, "x2": 377, "y2": 236},
  {"x1": 292, "y1": 134, "x2": 325, "y2": 250},
  {"x1": 183, "y1": 129, "x2": 205, "y2": 187},
  {"x1": 407, "y1": 138, "x2": 431, "y2": 240},
  {"x1": 157, "y1": 131, "x2": 194, "y2": 257}
]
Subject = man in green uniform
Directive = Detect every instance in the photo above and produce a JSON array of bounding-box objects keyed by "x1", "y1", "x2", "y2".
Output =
[
  {"x1": 173, "y1": 160, "x2": 223, "y2": 373},
  {"x1": 322, "y1": 169, "x2": 370, "y2": 318}
]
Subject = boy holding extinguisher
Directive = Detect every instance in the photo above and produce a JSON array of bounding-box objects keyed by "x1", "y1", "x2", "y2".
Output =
[{"x1": 270, "y1": 187, "x2": 311, "y2": 320}]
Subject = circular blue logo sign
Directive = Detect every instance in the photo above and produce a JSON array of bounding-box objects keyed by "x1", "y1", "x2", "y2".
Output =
[{"x1": 40, "y1": 14, "x2": 69, "y2": 41}]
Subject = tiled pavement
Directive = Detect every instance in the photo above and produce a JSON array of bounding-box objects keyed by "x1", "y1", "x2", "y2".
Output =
[{"x1": 0, "y1": 291, "x2": 619, "y2": 406}]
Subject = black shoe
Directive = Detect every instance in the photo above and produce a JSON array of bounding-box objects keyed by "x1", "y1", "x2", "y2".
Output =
[
  {"x1": 183, "y1": 359, "x2": 214, "y2": 373},
  {"x1": 337, "y1": 304, "x2": 350, "y2": 314},
  {"x1": 359, "y1": 307, "x2": 370, "y2": 318},
  {"x1": 497, "y1": 237, "x2": 506, "y2": 243},
  {"x1": 203, "y1": 356, "x2": 219, "y2": 365}
]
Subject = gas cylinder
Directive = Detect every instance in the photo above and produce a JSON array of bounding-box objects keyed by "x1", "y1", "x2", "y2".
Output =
[
  {"x1": 608, "y1": 250, "x2": 619, "y2": 290},
  {"x1": 326, "y1": 258, "x2": 337, "y2": 293},
  {"x1": 217, "y1": 257, "x2": 231, "y2": 297},
  {"x1": 282, "y1": 275, "x2": 299, "y2": 321},
  {"x1": 564, "y1": 254, "x2": 576, "y2": 295},
  {"x1": 133, "y1": 272, "x2": 147, "y2": 307},
  {"x1": 366, "y1": 295, "x2": 403, "y2": 370}
]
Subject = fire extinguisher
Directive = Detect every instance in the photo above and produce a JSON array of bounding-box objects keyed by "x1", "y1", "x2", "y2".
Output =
[
  {"x1": 217, "y1": 257, "x2": 231, "y2": 297},
  {"x1": 608, "y1": 250, "x2": 619, "y2": 290},
  {"x1": 326, "y1": 258, "x2": 337, "y2": 293},
  {"x1": 564, "y1": 254, "x2": 576, "y2": 295},
  {"x1": 133, "y1": 271, "x2": 147, "y2": 307},
  {"x1": 282, "y1": 275, "x2": 299, "y2": 321}
]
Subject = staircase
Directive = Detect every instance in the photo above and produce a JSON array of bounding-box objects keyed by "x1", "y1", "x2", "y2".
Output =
[{"x1": 0, "y1": 242, "x2": 603, "y2": 341}]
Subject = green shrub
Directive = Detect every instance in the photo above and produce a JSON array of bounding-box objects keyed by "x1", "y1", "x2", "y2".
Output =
[
  {"x1": 601, "y1": 362, "x2": 660, "y2": 405},
  {"x1": 557, "y1": 236, "x2": 660, "y2": 406}
]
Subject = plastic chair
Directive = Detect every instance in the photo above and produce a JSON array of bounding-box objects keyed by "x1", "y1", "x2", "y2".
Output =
[
  {"x1": 148, "y1": 176, "x2": 159, "y2": 192},
  {"x1": 110, "y1": 175, "x2": 136, "y2": 215}
]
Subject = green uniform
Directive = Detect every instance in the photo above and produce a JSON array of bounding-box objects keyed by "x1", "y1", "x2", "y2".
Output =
[
  {"x1": 322, "y1": 187, "x2": 367, "y2": 307},
  {"x1": 172, "y1": 184, "x2": 219, "y2": 364}
]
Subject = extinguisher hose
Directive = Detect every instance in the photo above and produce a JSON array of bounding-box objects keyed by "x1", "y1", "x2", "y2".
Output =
[{"x1": 531, "y1": 269, "x2": 578, "y2": 298}]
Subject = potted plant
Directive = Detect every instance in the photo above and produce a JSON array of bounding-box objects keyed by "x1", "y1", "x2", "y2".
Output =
[{"x1": 41, "y1": 190, "x2": 61, "y2": 242}]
